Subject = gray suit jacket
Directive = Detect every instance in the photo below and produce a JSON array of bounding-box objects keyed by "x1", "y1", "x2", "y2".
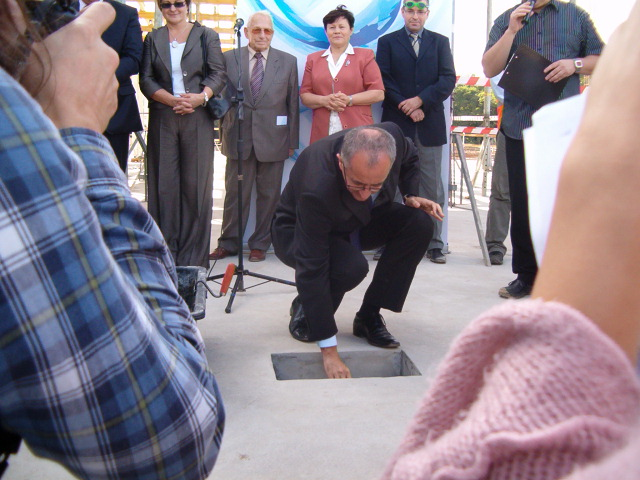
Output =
[
  {"x1": 221, "y1": 47, "x2": 299, "y2": 162},
  {"x1": 140, "y1": 22, "x2": 226, "y2": 110}
]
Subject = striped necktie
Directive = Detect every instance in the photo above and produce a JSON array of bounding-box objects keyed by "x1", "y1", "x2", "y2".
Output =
[
  {"x1": 250, "y1": 52, "x2": 264, "y2": 102},
  {"x1": 410, "y1": 33, "x2": 420, "y2": 55}
]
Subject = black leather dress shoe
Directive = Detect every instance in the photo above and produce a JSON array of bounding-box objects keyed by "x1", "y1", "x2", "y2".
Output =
[
  {"x1": 289, "y1": 296, "x2": 312, "y2": 343},
  {"x1": 353, "y1": 313, "x2": 400, "y2": 348},
  {"x1": 498, "y1": 279, "x2": 533, "y2": 299}
]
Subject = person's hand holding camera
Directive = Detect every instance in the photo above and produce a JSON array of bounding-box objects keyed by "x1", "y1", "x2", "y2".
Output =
[{"x1": 22, "y1": 2, "x2": 119, "y2": 132}]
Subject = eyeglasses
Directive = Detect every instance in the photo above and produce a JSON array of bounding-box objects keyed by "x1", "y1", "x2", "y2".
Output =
[
  {"x1": 340, "y1": 162, "x2": 383, "y2": 193},
  {"x1": 403, "y1": 1, "x2": 429, "y2": 9},
  {"x1": 345, "y1": 183, "x2": 383, "y2": 193},
  {"x1": 250, "y1": 27, "x2": 274, "y2": 35},
  {"x1": 160, "y1": 1, "x2": 186, "y2": 9}
]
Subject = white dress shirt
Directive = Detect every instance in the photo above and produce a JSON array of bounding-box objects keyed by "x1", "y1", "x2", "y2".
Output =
[{"x1": 322, "y1": 44, "x2": 355, "y2": 136}]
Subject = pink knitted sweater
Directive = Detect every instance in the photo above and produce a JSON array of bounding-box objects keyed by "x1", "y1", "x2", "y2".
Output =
[{"x1": 382, "y1": 300, "x2": 640, "y2": 480}]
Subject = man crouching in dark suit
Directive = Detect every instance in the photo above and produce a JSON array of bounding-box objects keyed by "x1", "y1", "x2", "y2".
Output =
[
  {"x1": 272, "y1": 123, "x2": 443, "y2": 378},
  {"x1": 80, "y1": 0, "x2": 143, "y2": 172}
]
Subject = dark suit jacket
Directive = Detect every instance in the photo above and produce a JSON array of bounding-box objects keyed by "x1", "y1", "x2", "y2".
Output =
[
  {"x1": 103, "y1": 0, "x2": 143, "y2": 135},
  {"x1": 221, "y1": 47, "x2": 299, "y2": 162},
  {"x1": 140, "y1": 22, "x2": 226, "y2": 111},
  {"x1": 377, "y1": 28, "x2": 456, "y2": 147},
  {"x1": 272, "y1": 122, "x2": 419, "y2": 339}
]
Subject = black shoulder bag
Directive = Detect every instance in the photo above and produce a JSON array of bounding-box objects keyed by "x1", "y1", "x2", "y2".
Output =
[{"x1": 200, "y1": 32, "x2": 230, "y2": 120}]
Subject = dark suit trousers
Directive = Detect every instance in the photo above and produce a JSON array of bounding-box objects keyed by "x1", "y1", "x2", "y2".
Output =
[
  {"x1": 274, "y1": 203, "x2": 433, "y2": 337},
  {"x1": 104, "y1": 131, "x2": 130, "y2": 173},
  {"x1": 359, "y1": 203, "x2": 433, "y2": 311},
  {"x1": 504, "y1": 132, "x2": 537, "y2": 284},
  {"x1": 147, "y1": 107, "x2": 214, "y2": 268},
  {"x1": 218, "y1": 148, "x2": 284, "y2": 252}
]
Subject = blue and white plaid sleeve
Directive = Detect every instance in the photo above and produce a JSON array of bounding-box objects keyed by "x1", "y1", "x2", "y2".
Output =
[{"x1": 0, "y1": 69, "x2": 223, "y2": 479}]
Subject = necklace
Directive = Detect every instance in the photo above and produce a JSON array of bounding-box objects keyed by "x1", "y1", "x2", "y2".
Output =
[{"x1": 169, "y1": 23, "x2": 189, "y2": 48}]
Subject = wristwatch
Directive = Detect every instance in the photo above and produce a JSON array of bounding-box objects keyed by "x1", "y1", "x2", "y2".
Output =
[
  {"x1": 202, "y1": 91, "x2": 209, "y2": 106},
  {"x1": 348, "y1": 95, "x2": 353, "y2": 107},
  {"x1": 573, "y1": 59, "x2": 583, "y2": 73}
]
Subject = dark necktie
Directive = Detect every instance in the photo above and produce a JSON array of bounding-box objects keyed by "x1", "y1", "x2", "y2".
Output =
[
  {"x1": 349, "y1": 196, "x2": 374, "y2": 249},
  {"x1": 250, "y1": 52, "x2": 264, "y2": 102}
]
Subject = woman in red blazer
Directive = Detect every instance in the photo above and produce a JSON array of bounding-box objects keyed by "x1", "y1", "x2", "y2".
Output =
[{"x1": 300, "y1": 5, "x2": 384, "y2": 144}]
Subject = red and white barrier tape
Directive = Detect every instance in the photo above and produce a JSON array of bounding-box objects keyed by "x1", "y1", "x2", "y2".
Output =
[
  {"x1": 455, "y1": 75, "x2": 492, "y2": 87},
  {"x1": 456, "y1": 75, "x2": 588, "y2": 92},
  {"x1": 451, "y1": 126, "x2": 499, "y2": 135}
]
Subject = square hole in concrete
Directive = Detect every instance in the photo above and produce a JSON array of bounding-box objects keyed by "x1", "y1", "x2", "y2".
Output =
[{"x1": 271, "y1": 350, "x2": 421, "y2": 380}]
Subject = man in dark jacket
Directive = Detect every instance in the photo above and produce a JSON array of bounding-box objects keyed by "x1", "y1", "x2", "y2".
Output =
[
  {"x1": 100, "y1": 0, "x2": 143, "y2": 172},
  {"x1": 272, "y1": 123, "x2": 443, "y2": 379},
  {"x1": 377, "y1": 0, "x2": 455, "y2": 263}
]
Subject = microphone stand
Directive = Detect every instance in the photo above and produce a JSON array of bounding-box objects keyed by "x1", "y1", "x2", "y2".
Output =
[{"x1": 206, "y1": 24, "x2": 295, "y2": 314}]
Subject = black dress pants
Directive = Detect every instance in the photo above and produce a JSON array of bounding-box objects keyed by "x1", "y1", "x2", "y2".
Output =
[
  {"x1": 504, "y1": 132, "x2": 538, "y2": 284},
  {"x1": 274, "y1": 202, "x2": 433, "y2": 339},
  {"x1": 104, "y1": 131, "x2": 130, "y2": 173}
]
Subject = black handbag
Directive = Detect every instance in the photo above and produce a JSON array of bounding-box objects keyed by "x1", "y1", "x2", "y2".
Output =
[{"x1": 200, "y1": 33, "x2": 230, "y2": 120}]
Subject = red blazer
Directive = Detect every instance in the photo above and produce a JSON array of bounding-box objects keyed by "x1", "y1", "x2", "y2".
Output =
[{"x1": 300, "y1": 48, "x2": 384, "y2": 144}]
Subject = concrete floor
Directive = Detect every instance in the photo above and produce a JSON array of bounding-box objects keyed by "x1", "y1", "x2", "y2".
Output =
[{"x1": 5, "y1": 149, "x2": 514, "y2": 480}]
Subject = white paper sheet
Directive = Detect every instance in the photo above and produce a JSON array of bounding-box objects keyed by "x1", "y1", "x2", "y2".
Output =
[{"x1": 524, "y1": 92, "x2": 587, "y2": 263}]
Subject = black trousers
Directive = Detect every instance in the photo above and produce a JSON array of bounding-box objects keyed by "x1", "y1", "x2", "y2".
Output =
[
  {"x1": 104, "y1": 132, "x2": 130, "y2": 173},
  {"x1": 504, "y1": 132, "x2": 538, "y2": 284},
  {"x1": 274, "y1": 202, "x2": 433, "y2": 339}
]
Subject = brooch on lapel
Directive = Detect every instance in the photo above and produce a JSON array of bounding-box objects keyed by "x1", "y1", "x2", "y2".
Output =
[{"x1": 345, "y1": 60, "x2": 351, "y2": 67}]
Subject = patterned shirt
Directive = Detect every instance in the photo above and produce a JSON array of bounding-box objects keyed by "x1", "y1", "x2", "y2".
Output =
[
  {"x1": 485, "y1": 0, "x2": 604, "y2": 139},
  {"x1": 0, "y1": 68, "x2": 223, "y2": 479}
]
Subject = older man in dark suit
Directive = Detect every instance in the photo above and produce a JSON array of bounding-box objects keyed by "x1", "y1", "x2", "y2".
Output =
[
  {"x1": 79, "y1": 0, "x2": 143, "y2": 173},
  {"x1": 376, "y1": 0, "x2": 455, "y2": 264},
  {"x1": 210, "y1": 11, "x2": 299, "y2": 263},
  {"x1": 272, "y1": 123, "x2": 443, "y2": 379}
]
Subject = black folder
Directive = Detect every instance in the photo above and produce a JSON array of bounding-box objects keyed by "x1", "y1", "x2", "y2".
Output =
[{"x1": 498, "y1": 44, "x2": 569, "y2": 110}]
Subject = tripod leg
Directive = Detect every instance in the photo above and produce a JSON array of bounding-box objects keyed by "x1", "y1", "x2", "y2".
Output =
[
  {"x1": 243, "y1": 270, "x2": 296, "y2": 287},
  {"x1": 224, "y1": 271, "x2": 245, "y2": 313}
]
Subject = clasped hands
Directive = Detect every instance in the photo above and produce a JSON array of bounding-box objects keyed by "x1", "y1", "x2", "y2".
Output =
[
  {"x1": 398, "y1": 96, "x2": 424, "y2": 123},
  {"x1": 324, "y1": 92, "x2": 350, "y2": 112},
  {"x1": 173, "y1": 93, "x2": 205, "y2": 115}
]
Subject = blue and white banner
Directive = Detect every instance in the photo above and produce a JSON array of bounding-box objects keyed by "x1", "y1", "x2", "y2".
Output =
[
  {"x1": 238, "y1": 0, "x2": 453, "y2": 150},
  {"x1": 236, "y1": 0, "x2": 454, "y2": 247}
]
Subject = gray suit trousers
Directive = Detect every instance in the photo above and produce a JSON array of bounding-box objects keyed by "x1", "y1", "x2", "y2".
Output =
[
  {"x1": 218, "y1": 147, "x2": 284, "y2": 252},
  {"x1": 415, "y1": 138, "x2": 445, "y2": 250},
  {"x1": 147, "y1": 106, "x2": 214, "y2": 268},
  {"x1": 485, "y1": 131, "x2": 511, "y2": 255}
]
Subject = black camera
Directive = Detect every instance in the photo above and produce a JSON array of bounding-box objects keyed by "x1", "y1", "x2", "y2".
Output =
[{"x1": 25, "y1": 0, "x2": 79, "y2": 38}]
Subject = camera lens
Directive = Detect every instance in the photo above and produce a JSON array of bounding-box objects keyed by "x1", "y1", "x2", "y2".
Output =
[{"x1": 25, "y1": 0, "x2": 79, "y2": 38}]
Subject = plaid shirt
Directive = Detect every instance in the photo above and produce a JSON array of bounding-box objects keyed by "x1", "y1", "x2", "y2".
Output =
[
  {"x1": 0, "y1": 68, "x2": 223, "y2": 479},
  {"x1": 486, "y1": 0, "x2": 604, "y2": 140}
]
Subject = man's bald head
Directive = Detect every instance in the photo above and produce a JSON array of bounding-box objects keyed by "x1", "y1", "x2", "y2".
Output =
[{"x1": 340, "y1": 126, "x2": 396, "y2": 169}]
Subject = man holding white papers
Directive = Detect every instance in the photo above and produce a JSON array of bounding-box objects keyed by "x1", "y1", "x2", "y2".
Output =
[
  {"x1": 482, "y1": 0, "x2": 603, "y2": 298},
  {"x1": 211, "y1": 11, "x2": 299, "y2": 263}
]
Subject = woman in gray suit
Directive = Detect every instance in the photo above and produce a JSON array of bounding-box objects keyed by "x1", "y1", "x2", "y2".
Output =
[{"x1": 140, "y1": 0, "x2": 225, "y2": 267}]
